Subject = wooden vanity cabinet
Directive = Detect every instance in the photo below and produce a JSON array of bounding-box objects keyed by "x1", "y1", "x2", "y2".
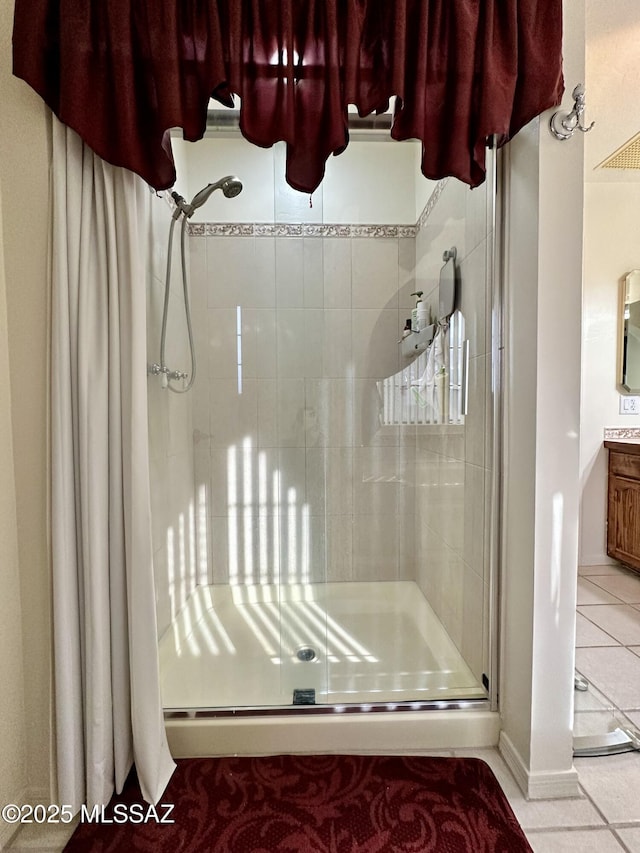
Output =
[{"x1": 605, "y1": 440, "x2": 640, "y2": 573}]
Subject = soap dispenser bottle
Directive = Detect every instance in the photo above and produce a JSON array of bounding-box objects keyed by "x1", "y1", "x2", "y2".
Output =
[{"x1": 411, "y1": 291, "x2": 424, "y2": 331}]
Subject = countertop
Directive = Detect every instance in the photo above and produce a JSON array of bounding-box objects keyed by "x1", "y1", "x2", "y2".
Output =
[{"x1": 604, "y1": 440, "x2": 640, "y2": 453}]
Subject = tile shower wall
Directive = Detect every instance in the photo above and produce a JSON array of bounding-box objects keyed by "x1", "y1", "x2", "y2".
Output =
[
  {"x1": 189, "y1": 230, "x2": 418, "y2": 586},
  {"x1": 413, "y1": 175, "x2": 493, "y2": 683},
  {"x1": 147, "y1": 195, "x2": 197, "y2": 638},
  {"x1": 172, "y1": 143, "x2": 493, "y2": 688}
]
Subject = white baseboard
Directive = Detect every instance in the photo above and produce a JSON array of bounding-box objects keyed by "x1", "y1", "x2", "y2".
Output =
[{"x1": 499, "y1": 732, "x2": 580, "y2": 800}]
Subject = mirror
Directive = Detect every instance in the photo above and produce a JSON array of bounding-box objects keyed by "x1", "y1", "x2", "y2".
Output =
[{"x1": 619, "y1": 270, "x2": 640, "y2": 393}]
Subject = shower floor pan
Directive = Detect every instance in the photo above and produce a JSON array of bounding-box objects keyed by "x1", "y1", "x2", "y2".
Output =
[{"x1": 159, "y1": 580, "x2": 486, "y2": 711}]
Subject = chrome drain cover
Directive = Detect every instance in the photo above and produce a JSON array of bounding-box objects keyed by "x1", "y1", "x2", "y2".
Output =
[{"x1": 296, "y1": 646, "x2": 316, "y2": 662}]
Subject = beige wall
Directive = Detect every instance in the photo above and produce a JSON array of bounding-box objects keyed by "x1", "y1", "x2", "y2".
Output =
[
  {"x1": 581, "y1": 183, "x2": 640, "y2": 564},
  {"x1": 579, "y1": 1, "x2": 640, "y2": 565},
  {"x1": 0, "y1": 0, "x2": 53, "y2": 811},
  {"x1": 0, "y1": 187, "x2": 28, "y2": 846}
]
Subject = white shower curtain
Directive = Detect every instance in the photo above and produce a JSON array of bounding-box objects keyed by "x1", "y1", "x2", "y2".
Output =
[{"x1": 51, "y1": 119, "x2": 175, "y2": 808}]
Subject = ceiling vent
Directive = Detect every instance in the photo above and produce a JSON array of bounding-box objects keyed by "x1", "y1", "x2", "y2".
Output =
[{"x1": 598, "y1": 131, "x2": 640, "y2": 171}]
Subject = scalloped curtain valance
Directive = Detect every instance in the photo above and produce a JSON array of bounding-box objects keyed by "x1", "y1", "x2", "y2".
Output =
[{"x1": 12, "y1": 0, "x2": 564, "y2": 194}]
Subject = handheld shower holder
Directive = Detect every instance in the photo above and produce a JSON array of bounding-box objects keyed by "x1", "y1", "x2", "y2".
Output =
[{"x1": 147, "y1": 363, "x2": 188, "y2": 386}]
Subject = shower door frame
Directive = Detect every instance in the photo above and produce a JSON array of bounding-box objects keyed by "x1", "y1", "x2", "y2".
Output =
[{"x1": 158, "y1": 139, "x2": 504, "y2": 720}]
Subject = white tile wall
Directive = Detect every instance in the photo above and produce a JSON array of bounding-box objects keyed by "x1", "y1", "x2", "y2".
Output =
[
  {"x1": 412, "y1": 175, "x2": 492, "y2": 682},
  {"x1": 147, "y1": 194, "x2": 197, "y2": 639},
  {"x1": 323, "y1": 238, "x2": 352, "y2": 308},
  {"x1": 170, "y1": 160, "x2": 494, "y2": 690},
  {"x1": 351, "y1": 238, "x2": 399, "y2": 308}
]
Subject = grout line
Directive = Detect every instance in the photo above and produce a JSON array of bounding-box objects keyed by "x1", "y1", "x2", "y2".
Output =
[
  {"x1": 575, "y1": 610, "x2": 627, "y2": 646},
  {"x1": 612, "y1": 828, "x2": 637, "y2": 853},
  {"x1": 576, "y1": 606, "x2": 640, "y2": 648},
  {"x1": 585, "y1": 575, "x2": 640, "y2": 604}
]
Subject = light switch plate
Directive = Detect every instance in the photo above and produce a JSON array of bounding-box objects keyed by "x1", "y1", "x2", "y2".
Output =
[{"x1": 620, "y1": 395, "x2": 640, "y2": 414}]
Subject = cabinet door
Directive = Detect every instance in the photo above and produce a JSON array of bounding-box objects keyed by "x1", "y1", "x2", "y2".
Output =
[{"x1": 607, "y1": 473, "x2": 640, "y2": 572}]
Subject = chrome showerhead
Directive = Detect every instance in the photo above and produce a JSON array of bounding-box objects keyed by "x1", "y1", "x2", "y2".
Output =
[
  {"x1": 220, "y1": 176, "x2": 243, "y2": 198},
  {"x1": 189, "y1": 175, "x2": 242, "y2": 210},
  {"x1": 172, "y1": 176, "x2": 243, "y2": 220}
]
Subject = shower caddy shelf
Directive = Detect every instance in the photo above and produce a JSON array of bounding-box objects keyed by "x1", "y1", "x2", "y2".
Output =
[{"x1": 400, "y1": 323, "x2": 435, "y2": 358}]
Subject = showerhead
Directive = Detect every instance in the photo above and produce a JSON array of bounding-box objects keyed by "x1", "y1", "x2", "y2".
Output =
[
  {"x1": 187, "y1": 175, "x2": 243, "y2": 215},
  {"x1": 172, "y1": 176, "x2": 243, "y2": 220},
  {"x1": 221, "y1": 176, "x2": 243, "y2": 198}
]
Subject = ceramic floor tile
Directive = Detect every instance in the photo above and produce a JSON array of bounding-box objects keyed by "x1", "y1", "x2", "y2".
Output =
[
  {"x1": 587, "y1": 570, "x2": 640, "y2": 604},
  {"x1": 577, "y1": 605, "x2": 640, "y2": 646},
  {"x1": 575, "y1": 647, "x2": 640, "y2": 710},
  {"x1": 574, "y1": 678, "x2": 617, "y2": 712},
  {"x1": 631, "y1": 647, "x2": 640, "y2": 659},
  {"x1": 574, "y1": 752, "x2": 640, "y2": 823},
  {"x1": 526, "y1": 829, "x2": 625, "y2": 852},
  {"x1": 617, "y1": 827, "x2": 640, "y2": 852},
  {"x1": 624, "y1": 710, "x2": 640, "y2": 730},
  {"x1": 576, "y1": 612, "x2": 620, "y2": 647},
  {"x1": 577, "y1": 578, "x2": 623, "y2": 606},
  {"x1": 579, "y1": 563, "x2": 626, "y2": 577},
  {"x1": 508, "y1": 794, "x2": 604, "y2": 832},
  {"x1": 573, "y1": 710, "x2": 627, "y2": 737}
]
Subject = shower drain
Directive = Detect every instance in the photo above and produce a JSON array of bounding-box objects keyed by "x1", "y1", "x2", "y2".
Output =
[{"x1": 296, "y1": 645, "x2": 317, "y2": 662}]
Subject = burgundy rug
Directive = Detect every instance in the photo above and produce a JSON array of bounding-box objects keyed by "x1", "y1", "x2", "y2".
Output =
[{"x1": 64, "y1": 755, "x2": 531, "y2": 852}]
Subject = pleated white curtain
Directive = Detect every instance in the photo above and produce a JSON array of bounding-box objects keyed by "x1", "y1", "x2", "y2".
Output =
[{"x1": 51, "y1": 118, "x2": 175, "y2": 808}]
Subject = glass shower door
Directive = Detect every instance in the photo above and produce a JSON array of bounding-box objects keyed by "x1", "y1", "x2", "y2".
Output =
[{"x1": 154, "y1": 130, "x2": 497, "y2": 713}]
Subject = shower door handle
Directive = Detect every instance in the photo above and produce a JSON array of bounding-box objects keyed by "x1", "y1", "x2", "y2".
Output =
[{"x1": 461, "y1": 339, "x2": 470, "y2": 416}]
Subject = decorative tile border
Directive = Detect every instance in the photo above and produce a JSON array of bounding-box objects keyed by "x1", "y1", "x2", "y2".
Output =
[
  {"x1": 187, "y1": 178, "x2": 449, "y2": 238},
  {"x1": 417, "y1": 179, "x2": 448, "y2": 231},
  {"x1": 189, "y1": 222, "x2": 254, "y2": 237},
  {"x1": 189, "y1": 222, "x2": 419, "y2": 238},
  {"x1": 604, "y1": 427, "x2": 640, "y2": 440}
]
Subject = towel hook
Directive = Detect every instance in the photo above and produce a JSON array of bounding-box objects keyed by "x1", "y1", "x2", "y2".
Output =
[{"x1": 549, "y1": 84, "x2": 595, "y2": 141}]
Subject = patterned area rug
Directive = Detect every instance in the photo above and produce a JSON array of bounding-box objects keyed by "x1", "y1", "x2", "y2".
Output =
[{"x1": 64, "y1": 755, "x2": 531, "y2": 852}]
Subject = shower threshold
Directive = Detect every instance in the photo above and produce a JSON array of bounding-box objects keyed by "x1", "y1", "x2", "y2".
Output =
[{"x1": 159, "y1": 580, "x2": 487, "y2": 712}]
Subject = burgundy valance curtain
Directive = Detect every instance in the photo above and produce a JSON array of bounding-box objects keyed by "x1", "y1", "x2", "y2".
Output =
[{"x1": 13, "y1": 0, "x2": 564, "y2": 194}]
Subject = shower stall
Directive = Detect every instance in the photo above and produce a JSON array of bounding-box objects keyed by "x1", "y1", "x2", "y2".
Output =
[{"x1": 147, "y1": 128, "x2": 499, "y2": 750}]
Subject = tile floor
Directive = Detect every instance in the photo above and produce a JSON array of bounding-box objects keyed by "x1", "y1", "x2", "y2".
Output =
[
  {"x1": 516, "y1": 561, "x2": 640, "y2": 852},
  {"x1": 6, "y1": 562, "x2": 640, "y2": 852}
]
